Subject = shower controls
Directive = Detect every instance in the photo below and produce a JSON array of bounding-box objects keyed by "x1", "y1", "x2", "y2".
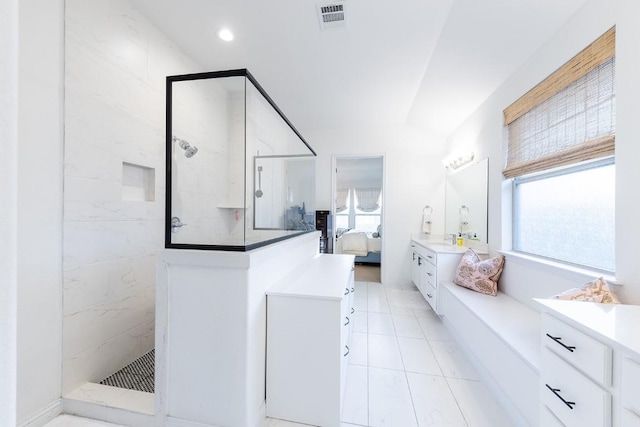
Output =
[{"x1": 171, "y1": 216, "x2": 187, "y2": 233}]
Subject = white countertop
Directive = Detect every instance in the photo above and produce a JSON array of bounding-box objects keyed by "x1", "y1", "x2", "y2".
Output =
[
  {"x1": 267, "y1": 253, "x2": 355, "y2": 300},
  {"x1": 411, "y1": 235, "x2": 488, "y2": 255},
  {"x1": 536, "y1": 298, "x2": 640, "y2": 358}
]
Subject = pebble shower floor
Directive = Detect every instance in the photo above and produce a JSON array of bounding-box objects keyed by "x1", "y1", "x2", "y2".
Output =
[{"x1": 99, "y1": 349, "x2": 154, "y2": 393}]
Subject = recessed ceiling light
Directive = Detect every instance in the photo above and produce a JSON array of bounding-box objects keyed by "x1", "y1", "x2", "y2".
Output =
[{"x1": 218, "y1": 28, "x2": 234, "y2": 42}]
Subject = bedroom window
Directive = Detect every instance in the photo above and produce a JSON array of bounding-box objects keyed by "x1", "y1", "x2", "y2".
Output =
[
  {"x1": 336, "y1": 188, "x2": 381, "y2": 233},
  {"x1": 503, "y1": 27, "x2": 616, "y2": 273}
]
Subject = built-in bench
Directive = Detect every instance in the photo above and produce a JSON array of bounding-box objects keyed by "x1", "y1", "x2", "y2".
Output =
[{"x1": 439, "y1": 281, "x2": 541, "y2": 426}]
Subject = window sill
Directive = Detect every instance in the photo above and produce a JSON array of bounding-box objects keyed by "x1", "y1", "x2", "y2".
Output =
[{"x1": 497, "y1": 250, "x2": 619, "y2": 286}]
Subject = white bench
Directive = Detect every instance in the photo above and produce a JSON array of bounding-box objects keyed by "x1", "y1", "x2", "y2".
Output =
[{"x1": 439, "y1": 281, "x2": 541, "y2": 426}]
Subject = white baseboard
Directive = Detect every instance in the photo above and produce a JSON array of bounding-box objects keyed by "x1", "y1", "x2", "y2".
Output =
[
  {"x1": 166, "y1": 417, "x2": 215, "y2": 427},
  {"x1": 19, "y1": 399, "x2": 63, "y2": 427}
]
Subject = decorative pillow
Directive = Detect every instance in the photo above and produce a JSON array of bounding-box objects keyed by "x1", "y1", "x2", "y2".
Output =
[
  {"x1": 553, "y1": 277, "x2": 620, "y2": 304},
  {"x1": 454, "y1": 249, "x2": 505, "y2": 296}
]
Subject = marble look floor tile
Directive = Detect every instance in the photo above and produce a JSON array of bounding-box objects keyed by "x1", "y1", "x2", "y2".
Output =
[
  {"x1": 447, "y1": 378, "x2": 513, "y2": 427},
  {"x1": 392, "y1": 314, "x2": 425, "y2": 339},
  {"x1": 367, "y1": 295, "x2": 391, "y2": 313},
  {"x1": 368, "y1": 334, "x2": 404, "y2": 371},
  {"x1": 406, "y1": 373, "x2": 467, "y2": 427},
  {"x1": 397, "y1": 337, "x2": 442, "y2": 376},
  {"x1": 387, "y1": 290, "x2": 430, "y2": 310},
  {"x1": 352, "y1": 310, "x2": 368, "y2": 333},
  {"x1": 412, "y1": 307, "x2": 438, "y2": 318},
  {"x1": 368, "y1": 312, "x2": 395, "y2": 335},
  {"x1": 417, "y1": 316, "x2": 453, "y2": 341},
  {"x1": 389, "y1": 304, "x2": 415, "y2": 316},
  {"x1": 349, "y1": 332, "x2": 368, "y2": 366},
  {"x1": 341, "y1": 365, "x2": 368, "y2": 426},
  {"x1": 368, "y1": 367, "x2": 418, "y2": 427},
  {"x1": 429, "y1": 341, "x2": 481, "y2": 381}
]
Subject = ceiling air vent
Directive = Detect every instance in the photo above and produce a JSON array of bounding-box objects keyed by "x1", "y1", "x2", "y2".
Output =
[{"x1": 317, "y1": 2, "x2": 346, "y2": 30}]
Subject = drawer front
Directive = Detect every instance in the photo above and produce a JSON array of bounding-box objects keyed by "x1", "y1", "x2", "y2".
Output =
[
  {"x1": 541, "y1": 349, "x2": 611, "y2": 427},
  {"x1": 423, "y1": 261, "x2": 436, "y2": 288},
  {"x1": 541, "y1": 405, "x2": 566, "y2": 427},
  {"x1": 622, "y1": 408, "x2": 640, "y2": 427},
  {"x1": 423, "y1": 248, "x2": 436, "y2": 266},
  {"x1": 622, "y1": 357, "x2": 640, "y2": 414},
  {"x1": 423, "y1": 283, "x2": 437, "y2": 313},
  {"x1": 542, "y1": 314, "x2": 611, "y2": 386}
]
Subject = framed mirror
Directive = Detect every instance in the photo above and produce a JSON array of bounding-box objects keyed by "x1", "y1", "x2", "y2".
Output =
[{"x1": 445, "y1": 158, "x2": 489, "y2": 243}]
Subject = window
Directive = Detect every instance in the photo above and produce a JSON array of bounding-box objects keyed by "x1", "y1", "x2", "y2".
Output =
[
  {"x1": 504, "y1": 27, "x2": 616, "y2": 272},
  {"x1": 336, "y1": 188, "x2": 381, "y2": 232},
  {"x1": 513, "y1": 158, "x2": 615, "y2": 271}
]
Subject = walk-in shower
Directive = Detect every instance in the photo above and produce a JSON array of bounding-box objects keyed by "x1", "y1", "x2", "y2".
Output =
[{"x1": 173, "y1": 136, "x2": 198, "y2": 158}]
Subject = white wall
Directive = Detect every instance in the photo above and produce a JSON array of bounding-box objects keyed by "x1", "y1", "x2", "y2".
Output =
[
  {"x1": 307, "y1": 125, "x2": 447, "y2": 285},
  {"x1": 16, "y1": 0, "x2": 65, "y2": 424},
  {"x1": 0, "y1": 0, "x2": 19, "y2": 424},
  {"x1": 446, "y1": 0, "x2": 640, "y2": 305},
  {"x1": 62, "y1": 0, "x2": 206, "y2": 393}
]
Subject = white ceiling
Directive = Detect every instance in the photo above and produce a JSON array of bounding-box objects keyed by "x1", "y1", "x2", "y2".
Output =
[{"x1": 131, "y1": 0, "x2": 588, "y2": 137}]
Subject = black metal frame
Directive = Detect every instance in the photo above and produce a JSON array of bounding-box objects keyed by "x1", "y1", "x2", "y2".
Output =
[{"x1": 165, "y1": 69, "x2": 316, "y2": 252}]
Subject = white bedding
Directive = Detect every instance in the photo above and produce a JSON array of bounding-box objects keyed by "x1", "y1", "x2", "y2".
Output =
[{"x1": 338, "y1": 231, "x2": 381, "y2": 256}]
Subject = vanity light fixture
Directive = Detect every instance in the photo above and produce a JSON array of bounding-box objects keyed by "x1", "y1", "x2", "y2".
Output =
[
  {"x1": 218, "y1": 28, "x2": 234, "y2": 41},
  {"x1": 442, "y1": 152, "x2": 475, "y2": 172}
]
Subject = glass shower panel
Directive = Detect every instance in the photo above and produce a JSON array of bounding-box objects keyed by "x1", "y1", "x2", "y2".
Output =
[{"x1": 166, "y1": 69, "x2": 316, "y2": 251}]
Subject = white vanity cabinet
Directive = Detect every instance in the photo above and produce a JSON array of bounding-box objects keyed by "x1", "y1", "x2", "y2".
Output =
[
  {"x1": 266, "y1": 254, "x2": 355, "y2": 427},
  {"x1": 537, "y1": 299, "x2": 640, "y2": 427},
  {"x1": 410, "y1": 238, "x2": 467, "y2": 314}
]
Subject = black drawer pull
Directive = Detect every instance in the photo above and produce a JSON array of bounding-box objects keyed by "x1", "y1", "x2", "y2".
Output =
[
  {"x1": 351, "y1": 307, "x2": 355, "y2": 314},
  {"x1": 426, "y1": 272, "x2": 433, "y2": 277},
  {"x1": 418, "y1": 257, "x2": 422, "y2": 266},
  {"x1": 546, "y1": 333, "x2": 576, "y2": 352},
  {"x1": 426, "y1": 293, "x2": 433, "y2": 298},
  {"x1": 344, "y1": 316, "x2": 350, "y2": 326},
  {"x1": 412, "y1": 253, "x2": 416, "y2": 261},
  {"x1": 344, "y1": 288, "x2": 349, "y2": 296},
  {"x1": 344, "y1": 345, "x2": 350, "y2": 357},
  {"x1": 427, "y1": 255, "x2": 433, "y2": 259},
  {"x1": 351, "y1": 287, "x2": 354, "y2": 292},
  {"x1": 545, "y1": 384, "x2": 575, "y2": 409}
]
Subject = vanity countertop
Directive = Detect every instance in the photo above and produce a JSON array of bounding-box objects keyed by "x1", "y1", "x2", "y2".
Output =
[
  {"x1": 536, "y1": 298, "x2": 640, "y2": 358},
  {"x1": 411, "y1": 235, "x2": 488, "y2": 255}
]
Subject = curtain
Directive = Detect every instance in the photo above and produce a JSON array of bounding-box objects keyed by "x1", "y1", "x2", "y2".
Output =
[
  {"x1": 355, "y1": 188, "x2": 381, "y2": 212},
  {"x1": 336, "y1": 188, "x2": 349, "y2": 213},
  {"x1": 503, "y1": 27, "x2": 615, "y2": 179}
]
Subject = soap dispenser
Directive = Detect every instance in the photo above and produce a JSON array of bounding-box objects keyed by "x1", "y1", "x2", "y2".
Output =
[{"x1": 457, "y1": 233, "x2": 464, "y2": 246}]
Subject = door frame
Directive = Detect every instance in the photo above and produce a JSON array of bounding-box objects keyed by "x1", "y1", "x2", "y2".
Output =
[{"x1": 331, "y1": 154, "x2": 386, "y2": 284}]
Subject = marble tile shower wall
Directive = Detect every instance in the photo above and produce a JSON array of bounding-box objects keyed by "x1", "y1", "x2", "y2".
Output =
[{"x1": 63, "y1": 0, "x2": 210, "y2": 393}]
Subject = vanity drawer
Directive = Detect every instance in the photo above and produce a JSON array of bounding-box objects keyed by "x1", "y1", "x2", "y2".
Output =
[
  {"x1": 622, "y1": 408, "x2": 640, "y2": 427},
  {"x1": 622, "y1": 357, "x2": 640, "y2": 414},
  {"x1": 423, "y1": 283, "x2": 437, "y2": 312},
  {"x1": 542, "y1": 314, "x2": 611, "y2": 386},
  {"x1": 541, "y1": 348, "x2": 610, "y2": 427},
  {"x1": 423, "y1": 261, "x2": 436, "y2": 288},
  {"x1": 423, "y1": 248, "x2": 436, "y2": 265}
]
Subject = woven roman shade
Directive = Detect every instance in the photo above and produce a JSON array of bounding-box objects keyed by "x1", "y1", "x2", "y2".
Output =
[{"x1": 503, "y1": 27, "x2": 615, "y2": 179}]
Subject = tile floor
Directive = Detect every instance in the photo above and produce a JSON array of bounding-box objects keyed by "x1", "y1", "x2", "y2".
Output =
[{"x1": 45, "y1": 277, "x2": 513, "y2": 427}]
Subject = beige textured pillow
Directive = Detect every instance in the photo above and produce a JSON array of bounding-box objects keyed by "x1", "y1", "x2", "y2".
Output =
[
  {"x1": 553, "y1": 277, "x2": 620, "y2": 304},
  {"x1": 454, "y1": 249, "x2": 505, "y2": 296}
]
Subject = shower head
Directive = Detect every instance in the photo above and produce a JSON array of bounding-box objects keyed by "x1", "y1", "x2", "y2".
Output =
[{"x1": 173, "y1": 136, "x2": 198, "y2": 158}]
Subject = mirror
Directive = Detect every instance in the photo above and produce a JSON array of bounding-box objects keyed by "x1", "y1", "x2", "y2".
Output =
[{"x1": 445, "y1": 158, "x2": 489, "y2": 243}]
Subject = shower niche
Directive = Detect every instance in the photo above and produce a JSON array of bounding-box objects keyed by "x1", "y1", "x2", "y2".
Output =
[{"x1": 166, "y1": 69, "x2": 317, "y2": 251}]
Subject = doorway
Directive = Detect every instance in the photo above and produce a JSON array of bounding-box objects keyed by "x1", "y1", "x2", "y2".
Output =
[{"x1": 332, "y1": 155, "x2": 385, "y2": 283}]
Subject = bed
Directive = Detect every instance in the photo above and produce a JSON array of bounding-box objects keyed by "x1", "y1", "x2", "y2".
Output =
[{"x1": 335, "y1": 229, "x2": 381, "y2": 264}]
